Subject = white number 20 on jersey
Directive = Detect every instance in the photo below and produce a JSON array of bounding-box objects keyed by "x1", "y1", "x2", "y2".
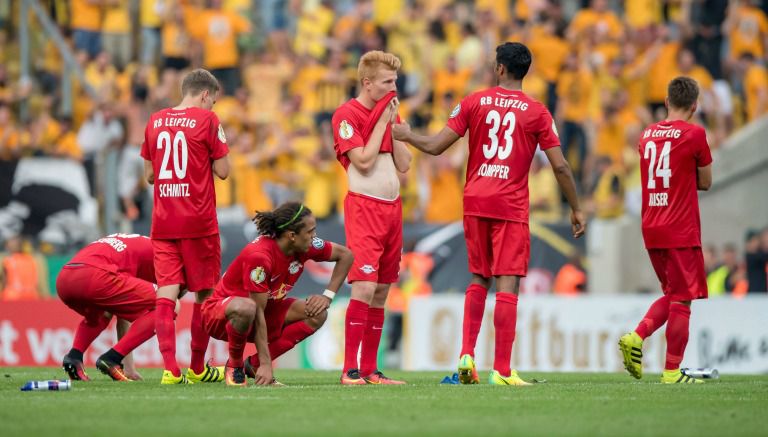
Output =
[
  {"x1": 157, "y1": 131, "x2": 188, "y2": 180},
  {"x1": 644, "y1": 140, "x2": 671, "y2": 189}
]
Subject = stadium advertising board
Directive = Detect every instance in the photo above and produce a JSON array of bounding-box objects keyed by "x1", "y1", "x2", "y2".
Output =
[{"x1": 403, "y1": 296, "x2": 768, "y2": 374}]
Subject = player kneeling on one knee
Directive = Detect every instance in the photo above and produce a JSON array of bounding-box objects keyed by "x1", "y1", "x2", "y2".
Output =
[{"x1": 201, "y1": 202, "x2": 353, "y2": 386}]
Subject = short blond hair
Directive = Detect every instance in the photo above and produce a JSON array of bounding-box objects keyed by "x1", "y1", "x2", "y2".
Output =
[{"x1": 357, "y1": 51, "x2": 401, "y2": 85}]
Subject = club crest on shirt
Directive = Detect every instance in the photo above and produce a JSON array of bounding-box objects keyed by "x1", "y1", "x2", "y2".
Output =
[
  {"x1": 551, "y1": 120, "x2": 559, "y2": 137},
  {"x1": 312, "y1": 237, "x2": 325, "y2": 250},
  {"x1": 218, "y1": 124, "x2": 227, "y2": 143},
  {"x1": 339, "y1": 120, "x2": 354, "y2": 140},
  {"x1": 250, "y1": 267, "x2": 266, "y2": 284},
  {"x1": 449, "y1": 103, "x2": 461, "y2": 119},
  {"x1": 289, "y1": 261, "x2": 302, "y2": 275}
]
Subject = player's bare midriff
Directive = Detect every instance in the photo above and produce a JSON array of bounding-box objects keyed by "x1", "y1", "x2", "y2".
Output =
[{"x1": 347, "y1": 153, "x2": 400, "y2": 200}]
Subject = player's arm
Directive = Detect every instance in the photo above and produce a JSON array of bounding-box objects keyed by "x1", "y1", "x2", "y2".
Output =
[
  {"x1": 249, "y1": 291, "x2": 273, "y2": 385},
  {"x1": 305, "y1": 242, "x2": 354, "y2": 317},
  {"x1": 143, "y1": 160, "x2": 154, "y2": 185},
  {"x1": 392, "y1": 140, "x2": 412, "y2": 173},
  {"x1": 347, "y1": 99, "x2": 398, "y2": 173},
  {"x1": 544, "y1": 146, "x2": 586, "y2": 238},
  {"x1": 697, "y1": 164, "x2": 712, "y2": 191},
  {"x1": 212, "y1": 155, "x2": 230, "y2": 180},
  {"x1": 392, "y1": 124, "x2": 460, "y2": 156}
]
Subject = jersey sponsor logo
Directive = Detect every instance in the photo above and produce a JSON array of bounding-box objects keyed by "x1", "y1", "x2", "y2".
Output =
[
  {"x1": 311, "y1": 237, "x2": 325, "y2": 250},
  {"x1": 360, "y1": 264, "x2": 376, "y2": 274},
  {"x1": 551, "y1": 120, "x2": 559, "y2": 137},
  {"x1": 217, "y1": 124, "x2": 227, "y2": 143},
  {"x1": 648, "y1": 192, "x2": 669, "y2": 207},
  {"x1": 449, "y1": 103, "x2": 461, "y2": 119},
  {"x1": 339, "y1": 120, "x2": 354, "y2": 140},
  {"x1": 250, "y1": 267, "x2": 266, "y2": 284},
  {"x1": 289, "y1": 261, "x2": 302, "y2": 275}
]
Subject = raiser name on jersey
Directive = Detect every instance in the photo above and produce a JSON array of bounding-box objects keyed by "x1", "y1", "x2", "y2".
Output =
[
  {"x1": 648, "y1": 192, "x2": 668, "y2": 206},
  {"x1": 158, "y1": 183, "x2": 190, "y2": 197},
  {"x1": 479, "y1": 96, "x2": 529, "y2": 111}
]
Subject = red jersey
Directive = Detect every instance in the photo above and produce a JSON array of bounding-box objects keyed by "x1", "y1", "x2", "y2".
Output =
[
  {"x1": 639, "y1": 119, "x2": 713, "y2": 249},
  {"x1": 69, "y1": 234, "x2": 156, "y2": 283},
  {"x1": 213, "y1": 236, "x2": 333, "y2": 301},
  {"x1": 140, "y1": 107, "x2": 229, "y2": 239},
  {"x1": 332, "y1": 95, "x2": 398, "y2": 170},
  {"x1": 447, "y1": 87, "x2": 560, "y2": 222}
]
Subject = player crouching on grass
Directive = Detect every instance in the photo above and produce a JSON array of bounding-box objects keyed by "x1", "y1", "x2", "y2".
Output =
[
  {"x1": 201, "y1": 202, "x2": 354, "y2": 386},
  {"x1": 619, "y1": 77, "x2": 713, "y2": 384}
]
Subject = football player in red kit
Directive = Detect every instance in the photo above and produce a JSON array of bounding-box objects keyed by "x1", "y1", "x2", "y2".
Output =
[
  {"x1": 202, "y1": 202, "x2": 353, "y2": 386},
  {"x1": 141, "y1": 69, "x2": 230, "y2": 384},
  {"x1": 393, "y1": 42, "x2": 585, "y2": 385},
  {"x1": 58, "y1": 234, "x2": 159, "y2": 382},
  {"x1": 619, "y1": 77, "x2": 713, "y2": 384},
  {"x1": 331, "y1": 51, "x2": 412, "y2": 385}
]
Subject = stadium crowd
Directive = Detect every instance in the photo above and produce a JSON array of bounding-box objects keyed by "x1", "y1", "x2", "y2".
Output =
[{"x1": 0, "y1": 0, "x2": 767, "y2": 296}]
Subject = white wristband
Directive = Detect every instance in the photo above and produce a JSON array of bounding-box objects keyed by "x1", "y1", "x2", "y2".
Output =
[{"x1": 322, "y1": 289, "x2": 336, "y2": 300}]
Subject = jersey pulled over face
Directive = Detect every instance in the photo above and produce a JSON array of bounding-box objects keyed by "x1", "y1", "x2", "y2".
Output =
[
  {"x1": 638, "y1": 119, "x2": 712, "y2": 249},
  {"x1": 447, "y1": 87, "x2": 560, "y2": 222},
  {"x1": 213, "y1": 236, "x2": 333, "y2": 301},
  {"x1": 68, "y1": 233, "x2": 156, "y2": 283},
  {"x1": 141, "y1": 107, "x2": 229, "y2": 239}
]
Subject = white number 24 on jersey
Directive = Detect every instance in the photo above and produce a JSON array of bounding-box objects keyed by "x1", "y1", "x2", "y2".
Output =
[{"x1": 644, "y1": 140, "x2": 671, "y2": 189}]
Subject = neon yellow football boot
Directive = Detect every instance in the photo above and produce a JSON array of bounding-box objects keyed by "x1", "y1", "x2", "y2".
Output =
[
  {"x1": 661, "y1": 369, "x2": 704, "y2": 384},
  {"x1": 618, "y1": 332, "x2": 644, "y2": 379},
  {"x1": 458, "y1": 354, "x2": 480, "y2": 384},
  {"x1": 488, "y1": 369, "x2": 532, "y2": 386},
  {"x1": 160, "y1": 369, "x2": 191, "y2": 385},
  {"x1": 186, "y1": 363, "x2": 225, "y2": 383}
]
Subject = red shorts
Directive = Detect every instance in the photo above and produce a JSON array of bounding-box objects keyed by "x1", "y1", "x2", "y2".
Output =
[
  {"x1": 202, "y1": 296, "x2": 297, "y2": 343},
  {"x1": 647, "y1": 247, "x2": 708, "y2": 301},
  {"x1": 463, "y1": 215, "x2": 529, "y2": 277},
  {"x1": 56, "y1": 264, "x2": 155, "y2": 322},
  {"x1": 152, "y1": 234, "x2": 221, "y2": 291},
  {"x1": 344, "y1": 192, "x2": 402, "y2": 283}
]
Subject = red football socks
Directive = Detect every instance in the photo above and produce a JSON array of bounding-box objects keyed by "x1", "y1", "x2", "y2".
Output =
[
  {"x1": 634, "y1": 295, "x2": 670, "y2": 339},
  {"x1": 493, "y1": 292, "x2": 518, "y2": 377},
  {"x1": 665, "y1": 303, "x2": 692, "y2": 370},
  {"x1": 155, "y1": 297, "x2": 180, "y2": 376},
  {"x1": 460, "y1": 284, "x2": 488, "y2": 357},
  {"x1": 73, "y1": 315, "x2": 111, "y2": 353},
  {"x1": 360, "y1": 307, "x2": 385, "y2": 376},
  {"x1": 248, "y1": 321, "x2": 316, "y2": 368},
  {"x1": 343, "y1": 298, "x2": 369, "y2": 372},
  {"x1": 189, "y1": 302, "x2": 210, "y2": 374},
  {"x1": 113, "y1": 310, "x2": 156, "y2": 356},
  {"x1": 226, "y1": 321, "x2": 248, "y2": 368}
]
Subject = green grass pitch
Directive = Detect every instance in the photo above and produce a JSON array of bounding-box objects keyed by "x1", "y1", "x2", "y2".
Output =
[{"x1": 1, "y1": 368, "x2": 765, "y2": 436}]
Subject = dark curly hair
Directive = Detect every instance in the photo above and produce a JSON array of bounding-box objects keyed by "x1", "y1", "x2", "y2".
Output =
[{"x1": 253, "y1": 202, "x2": 313, "y2": 238}]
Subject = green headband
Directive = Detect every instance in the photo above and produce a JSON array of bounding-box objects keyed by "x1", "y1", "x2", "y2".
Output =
[{"x1": 277, "y1": 205, "x2": 305, "y2": 229}]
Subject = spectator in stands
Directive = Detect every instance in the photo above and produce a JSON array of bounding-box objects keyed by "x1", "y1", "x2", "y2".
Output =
[
  {"x1": 736, "y1": 52, "x2": 768, "y2": 123},
  {"x1": 70, "y1": 0, "x2": 102, "y2": 59},
  {"x1": 556, "y1": 51, "x2": 592, "y2": 187},
  {"x1": 529, "y1": 153, "x2": 562, "y2": 222},
  {"x1": 161, "y1": 4, "x2": 191, "y2": 71},
  {"x1": 723, "y1": 0, "x2": 768, "y2": 67},
  {"x1": 746, "y1": 229, "x2": 768, "y2": 292},
  {"x1": 0, "y1": 236, "x2": 49, "y2": 301},
  {"x1": 139, "y1": 0, "x2": 164, "y2": 66},
  {"x1": 76, "y1": 103, "x2": 124, "y2": 195},
  {"x1": 589, "y1": 156, "x2": 625, "y2": 219},
  {"x1": 102, "y1": 0, "x2": 132, "y2": 70},
  {"x1": 707, "y1": 243, "x2": 740, "y2": 295},
  {"x1": 552, "y1": 251, "x2": 586, "y2": 295}
]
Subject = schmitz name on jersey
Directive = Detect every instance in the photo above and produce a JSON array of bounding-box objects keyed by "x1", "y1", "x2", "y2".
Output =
[
  {"x1": 648, "y1": 192, "x2": 668, "y2": 206},
  {"x1": 478, "y1": 163, "x2": 509, "y2": 179},
  {"x1": 159, "y1": 183, "x2": 190, "y2": 197}
]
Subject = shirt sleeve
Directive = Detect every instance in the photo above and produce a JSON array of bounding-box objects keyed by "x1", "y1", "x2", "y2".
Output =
[
  {"x1": 693, "y1": 127, "x2": 713, "y2": 167},
  {"x1": 332, "y1": 109, "x2": 365, "y2": 156},
  {"x1": 242, "y1": 253, "x2": 272, "y2": 294},
  {"x1": 207, "y1": 113, "x2": 229, "y2": 160},
  {"x1": 535, "y1": 105, "x2": 561, "y2": 150},
  {"x1": 305, "y1": 238, "x2": 334, "y2": 262},
  {"x1": 446, "y1": 95, "x2": 471, "y2": 137}
]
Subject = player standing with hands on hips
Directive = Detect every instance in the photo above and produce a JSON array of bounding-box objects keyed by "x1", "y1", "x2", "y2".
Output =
[
  {"x1": 332, "y1": 51, "x2": 412, "y2": 385},
  {"x1": 619, "y1": 77, "x2": 712, "y2": 384},
  {"x1": 393, "y1": 42, "x2": 585, "y2": 386},
  {"x1": 141, "y1": 69, "x2": 230, "y2": 384}
]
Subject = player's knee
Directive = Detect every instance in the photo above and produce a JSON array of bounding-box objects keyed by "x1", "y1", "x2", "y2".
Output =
[
  {"x1": 307, "y1": 309, "x2": 328, "y2": 329},
  {"x1": 228, "y1": 298, "x2": 257, "y2": 323}
]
